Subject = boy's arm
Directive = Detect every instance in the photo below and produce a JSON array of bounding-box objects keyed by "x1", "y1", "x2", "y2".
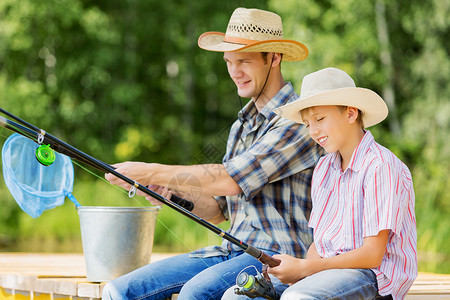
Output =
[
  {"x1": 269, "y1": 230, "x2": 390, "y2": 284},
  {"x1": 313, "y1": 229, "x2": 389, "y2": 270},
  {"x1": 306, "y1": 242, "x2": 322, "y2": 259}
]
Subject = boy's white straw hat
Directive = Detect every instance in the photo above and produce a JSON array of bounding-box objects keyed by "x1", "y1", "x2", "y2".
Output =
[
  {"x1": 198, "y1": 8, "x2": 308, "y2": 61},
  {"x1": 274, "y1": 67, "x2": 389, "y2": 128}
]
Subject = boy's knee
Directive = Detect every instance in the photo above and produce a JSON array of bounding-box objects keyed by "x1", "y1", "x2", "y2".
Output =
[{"x1": 281, "y1": 290, "x2": 314, "y2": 300}]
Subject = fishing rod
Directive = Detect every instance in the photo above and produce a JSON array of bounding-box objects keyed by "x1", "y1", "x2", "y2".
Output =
[
  {"x1": 0, "y1": 108, "x2": 281, "y2": 269},
  {"x1": 0, "y1": 107, "x2": 193, "y2": 211}
]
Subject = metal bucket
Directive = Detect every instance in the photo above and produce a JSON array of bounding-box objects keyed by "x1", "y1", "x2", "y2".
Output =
[{"x1": 78, "y1": 206, "x2": 160, "y2": 282}]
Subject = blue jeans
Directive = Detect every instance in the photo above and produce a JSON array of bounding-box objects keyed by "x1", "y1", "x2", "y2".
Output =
[
  {"x1": 222, "y1": 268, "x2": 379, "y2": 300},
  {"x1": 102, "y1": 250, "x2": 278, "y2": 300}
]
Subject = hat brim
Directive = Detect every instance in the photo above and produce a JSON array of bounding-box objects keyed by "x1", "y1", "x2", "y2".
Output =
[
  {"x1": 274, "y1": 87, "x2": 388, "y2": 128},
  {"x1": 198, "y1": 32, "x2": 308, "y2": 61}
]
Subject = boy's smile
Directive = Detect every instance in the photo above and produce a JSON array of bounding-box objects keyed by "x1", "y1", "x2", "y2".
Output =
[
  {"x1": 302, "y1": 106, "x2": 344, "y2": 153},
  {"x1": 317, "y1": 136, "x2": 328, "y2": 147},
  {"x1": 302, "y1": 105, "x2": 364, "y2": 169}
]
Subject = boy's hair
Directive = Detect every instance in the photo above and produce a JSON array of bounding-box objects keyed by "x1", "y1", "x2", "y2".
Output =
[
  {"x1": 300, "y1": 106, "x2": 365, "y2": 129},
  {"x1": 337, "y1": 106, "x2": 365, "y2": 129}
]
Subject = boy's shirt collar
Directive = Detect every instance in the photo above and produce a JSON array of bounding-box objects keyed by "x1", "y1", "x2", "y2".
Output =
[{"x1": 331, "y1": 130, "x2": 374, "y2": 173}]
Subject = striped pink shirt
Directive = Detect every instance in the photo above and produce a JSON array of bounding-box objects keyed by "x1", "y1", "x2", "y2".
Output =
[{"x1": 309, "y1": 131, "x2": 417, "y2": 299}]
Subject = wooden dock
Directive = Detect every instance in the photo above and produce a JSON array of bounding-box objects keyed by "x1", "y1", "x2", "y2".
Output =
[{"x1": 0, "y1": 253, "x2": 449, "y2": 299}]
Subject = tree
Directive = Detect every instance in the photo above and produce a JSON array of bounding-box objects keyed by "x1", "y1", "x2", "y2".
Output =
[{"x1": 0, "y1": 0, "x2": 268, "y2": 251}]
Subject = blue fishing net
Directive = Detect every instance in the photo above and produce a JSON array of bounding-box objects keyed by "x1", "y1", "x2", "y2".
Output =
[{"x1": 2, "y1": 133, "x2": 80, "y2": 218}]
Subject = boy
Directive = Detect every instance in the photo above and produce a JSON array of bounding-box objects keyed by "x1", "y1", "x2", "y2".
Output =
[{"x1": 267, "y1": 67, "x2": 417, "y2": 299}]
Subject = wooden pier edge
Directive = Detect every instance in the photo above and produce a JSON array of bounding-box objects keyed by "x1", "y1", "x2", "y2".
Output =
[{"x1": 0, "y1": 253, "x2": 449, "y2": 299}]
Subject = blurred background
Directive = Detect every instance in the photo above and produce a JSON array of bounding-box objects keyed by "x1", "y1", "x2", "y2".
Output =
[{"x1": 0, "y1": 0, "x2": 448, "y2": 273}]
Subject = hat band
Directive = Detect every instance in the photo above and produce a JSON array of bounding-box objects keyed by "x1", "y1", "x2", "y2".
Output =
[{"x1": 223, "y1": 35, "x2": 258, "y2": 45}]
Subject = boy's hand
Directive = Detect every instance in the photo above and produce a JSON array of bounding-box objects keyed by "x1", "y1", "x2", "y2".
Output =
[{"x1": 268, "y1": 254, "x2": 316, "y2": 284}]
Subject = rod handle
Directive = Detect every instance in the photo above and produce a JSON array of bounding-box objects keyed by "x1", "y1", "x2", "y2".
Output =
[
  {"x1": 258, "y1": 251, "x2": 281, "y2": 268},
  {"x1": 245, "y1": 244, "x2": 281, "y2": 267},
  {"x1": 109, "y1": 164, "x2": 194, "y2": 211},
  {"x1": 169, "y1": 194, "x2": 194, "y2": 211}
]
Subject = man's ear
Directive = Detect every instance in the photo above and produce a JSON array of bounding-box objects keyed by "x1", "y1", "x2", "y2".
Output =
[
  {"x1": 271, "y1": 53, "x2": 282, "y2": 67},
  {"x1": 347, "y1": 106, "x2": 359, "y2": 124}
]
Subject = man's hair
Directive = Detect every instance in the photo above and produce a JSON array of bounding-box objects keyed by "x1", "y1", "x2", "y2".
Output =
[{"x1": 261, "y1": 52, "x2": 283, "y2": 67}]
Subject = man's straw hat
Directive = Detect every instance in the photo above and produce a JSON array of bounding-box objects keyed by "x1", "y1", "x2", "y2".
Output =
[
  {"x1": 198, "y1": 8, "x2": 308, "y2": 61},
  {"x1": 274, "y1": 68, "x2": 389, "y2": 128}
]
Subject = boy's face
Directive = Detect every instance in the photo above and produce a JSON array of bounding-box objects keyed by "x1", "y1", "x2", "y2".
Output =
[
  {"x1": 223, "y1": 52, "x2": 271, "y2": 100},
  {"x1": 301, "y1": 105, "x2": 350, "y2": 153}
]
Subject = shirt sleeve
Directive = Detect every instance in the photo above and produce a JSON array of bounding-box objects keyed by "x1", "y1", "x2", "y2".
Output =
[
  {"x1": 224, "y1": 119, "x2": 320, "y2": 200},
  {"x1": 363, "y1": 162, "x2": 408, "y2": 237},
  {"x1": 214, "y1": 195, "x2": 229, "y2": 220}
]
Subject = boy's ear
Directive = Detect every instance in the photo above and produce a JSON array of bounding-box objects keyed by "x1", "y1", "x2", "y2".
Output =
[{"x1": 347, "y1": 107, "x2": 359, "y2": 124}]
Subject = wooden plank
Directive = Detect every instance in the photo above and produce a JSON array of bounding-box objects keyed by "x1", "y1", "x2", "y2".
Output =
[
  {"x1": 1, "y1": 253, "x2": 449, "y2": 299},
  {"x1": 0, "y1": 253, "x2": 86, "y2": 277},
  {"x1": 406, "y1": 296, "x2": 450, "y2": 300},
  {"x1": 0, "y1": 253, "x2": 180, "y2": 299},
  {"x1": 0, "y1": 273, "x2": 37, "y2": 291},
  {"x1": 78, "y1": 281, "x2": 106, "y2": 298},
  {"x1": 34, "y1": 277, "x2": 80, "y2": 296}
]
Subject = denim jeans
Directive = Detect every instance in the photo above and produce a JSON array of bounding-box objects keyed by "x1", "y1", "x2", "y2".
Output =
[
  {"x1": 101, "y1": 250, "x2": 278, "y2": 300},
  {"x1": 222, "y1": 268, "x2": 380, "y2": 300}
]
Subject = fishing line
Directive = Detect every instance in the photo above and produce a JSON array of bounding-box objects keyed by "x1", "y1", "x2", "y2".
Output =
[
  {"x1": 71, "y1": 155, "x2": 234, "y2": 288},
  {"x1": 0, "y1": 124, "x2": 208, "y2": 255},
  {"x1": 1, "y1": 129, "x2": 231, "y2": 286},
  {"x1": 0, "y1": 109, "x2": 281, "y2": 296},
  {"x1": 253, "y1": 53, "x2": 275, "y2": 105},
  {"x1": 70, "y1": 158, "x2": 203, "y2": 254}
]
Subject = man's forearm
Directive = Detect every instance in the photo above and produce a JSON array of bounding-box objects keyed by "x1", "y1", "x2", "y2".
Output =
[
  {"x1": 148, "y1": 163, "x2": 242, "y2": 197},
  {"x1": 189, "y1": 194, "x2": 226, "y2": 224}
]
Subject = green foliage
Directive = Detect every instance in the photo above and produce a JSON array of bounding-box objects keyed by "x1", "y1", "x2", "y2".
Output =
[
  {"x1": 269, "y1": 0, "x2": 450, "y2": 272},
  {"x1": 0, "y1": 0, "x2": 263, "y2": 254}
]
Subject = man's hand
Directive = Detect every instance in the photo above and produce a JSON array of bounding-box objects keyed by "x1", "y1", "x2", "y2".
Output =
[
  {"x1": 136, "y1": 185, "x2": 171, "y2": 206},
  {"x1": 105, "y1": 161, "x2": 152, "y2": 188}
]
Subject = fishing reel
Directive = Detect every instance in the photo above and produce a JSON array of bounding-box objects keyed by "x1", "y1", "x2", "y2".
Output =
[
  {"x1": 36, "y1": 144, "x2": 56, "y2": 166},
  {"x1": 234, "y1": 266, "x2": 280, "y2": 300}
]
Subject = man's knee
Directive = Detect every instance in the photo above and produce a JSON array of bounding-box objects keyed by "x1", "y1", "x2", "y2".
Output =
[
  {"x1": 221, "y1": 285, "x2": 249, "y2": 300},
  {"x1": 102, "y1": 281, "x2": 123, "y2": 300},
  {"x1": 178, "y1": 276, "x2": 229, "y2": 299}
]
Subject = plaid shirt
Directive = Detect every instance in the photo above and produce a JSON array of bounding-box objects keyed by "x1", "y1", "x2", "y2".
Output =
[{"x1": 191, "y1": 82, "x2": 323, "y2": 258}]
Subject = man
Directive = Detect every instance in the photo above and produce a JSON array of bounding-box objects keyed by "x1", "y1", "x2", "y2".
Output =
[{"x1": 102, "y1": 7, "x2": 322, "y2": 300}]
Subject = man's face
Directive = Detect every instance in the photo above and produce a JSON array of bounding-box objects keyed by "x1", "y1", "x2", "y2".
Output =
[{"x1": 223, "y1": 52, "x2": 271, "y2": 100}]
